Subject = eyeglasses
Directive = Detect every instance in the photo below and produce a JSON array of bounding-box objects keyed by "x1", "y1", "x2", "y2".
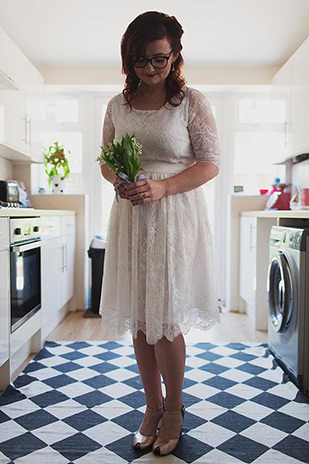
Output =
[{"x1": 132, "y1": 50, "x2": 174, "y2": 69}]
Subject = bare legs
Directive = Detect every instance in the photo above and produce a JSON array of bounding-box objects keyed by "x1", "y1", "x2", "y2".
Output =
[{"x1": 132, "y1": 330, "x2": 186, "y2": 439}]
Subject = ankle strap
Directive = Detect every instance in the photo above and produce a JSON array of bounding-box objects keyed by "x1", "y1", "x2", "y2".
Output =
[
  {"x1": 146, "y1": 405, "x2": 164, "y2": 412},
  {"x1": 164, "y1": 405, "x2": 185, "y2": 415}
]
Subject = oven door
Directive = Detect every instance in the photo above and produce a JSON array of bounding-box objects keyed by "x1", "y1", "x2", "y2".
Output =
[{"x1": 10, "y1": 240, "x2": 41, "y2": 332}]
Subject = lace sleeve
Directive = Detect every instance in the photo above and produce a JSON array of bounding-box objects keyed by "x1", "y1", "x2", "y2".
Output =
[
  {"x1": 188, "y1": 88, "x2": 220, "y2": 169},
  {"x1": 99, "y1": 98, "x2": 115, "y2": 166}
]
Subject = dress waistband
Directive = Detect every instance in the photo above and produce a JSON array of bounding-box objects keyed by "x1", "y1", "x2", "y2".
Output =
[{"x1": 141, "y1": 161, "x2": 193, "y2": 174}]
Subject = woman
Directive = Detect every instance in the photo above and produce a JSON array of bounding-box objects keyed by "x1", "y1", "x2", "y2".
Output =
[{"x1": 99, "y1": 11, "x2": 220, "y2": 456}]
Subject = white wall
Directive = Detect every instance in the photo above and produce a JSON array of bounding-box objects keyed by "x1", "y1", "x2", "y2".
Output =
[
  {"x1": 292, "y1": 159, "x2": 309, "y2": 189},
  {"x1": 38, "y1": 64, "x2": 280, "y2": 85},
  {"x1": 0, "y1": 157, "x2": 13, "y2": 180}
]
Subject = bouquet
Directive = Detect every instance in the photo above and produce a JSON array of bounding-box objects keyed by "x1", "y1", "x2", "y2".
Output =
[{"x1": 97, "y1": 133, "x2": 147, "y2": 210}]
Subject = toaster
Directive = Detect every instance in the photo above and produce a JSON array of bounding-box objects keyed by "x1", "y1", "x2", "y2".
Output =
[{"x1": 0, "y1": 180, "x2": 20, "y2": 205}]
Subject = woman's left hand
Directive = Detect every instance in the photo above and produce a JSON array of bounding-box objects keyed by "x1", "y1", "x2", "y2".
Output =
[{"x1": 124, "y1": 178, "x2": 166, "y2": 204}]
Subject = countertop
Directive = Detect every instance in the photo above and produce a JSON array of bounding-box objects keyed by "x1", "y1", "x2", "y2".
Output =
[
  {"x1": 241, "y1": 210, "x2": 309, "y2": 218},
  {"x1": 0, "y1": 208, "x2": 76, "y2": 217}
]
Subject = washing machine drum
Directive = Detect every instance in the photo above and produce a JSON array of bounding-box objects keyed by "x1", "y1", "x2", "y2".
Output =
[{"x1": 267, "y1": 250, "x2": 295, "y2": 333}]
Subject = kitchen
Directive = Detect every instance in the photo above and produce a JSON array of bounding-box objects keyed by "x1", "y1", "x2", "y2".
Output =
[{"x1": 0, "y1": 1, "x2": 309, "y2": 463}]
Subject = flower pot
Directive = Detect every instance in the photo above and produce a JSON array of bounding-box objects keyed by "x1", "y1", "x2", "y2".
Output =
[{"x1": 51, "y1": 175, "x2": 65, "y2": 193}]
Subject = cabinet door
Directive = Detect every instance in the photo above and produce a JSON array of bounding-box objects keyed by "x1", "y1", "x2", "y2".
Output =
[
  {"x1": 271, "y1": 60, "x2": 292, "y2": 160},
  {"x1": 2, "y1": 88, "x2": 28, "y2": 153},
  {"x1": 240, "y1": 217, "x2": 256, "y2": 306},
  {"x1": 0, "y1": 250, "x2": 9, "y2": 368},
  {"x1": 26, "y1": 85, "x2": 45, "y2": 162},
  {"x1": 291, "y1": 37, "x2": 309, "y2": 155},
  {"x1": 61, "y1": 233, "x2": 76, "y2": 306},
  {"x1": 291, "y1": 46, "x2": 305, "y2": 155},
  {"x1": 41, "y1": 237, "x2": 62, "y2": 326}
]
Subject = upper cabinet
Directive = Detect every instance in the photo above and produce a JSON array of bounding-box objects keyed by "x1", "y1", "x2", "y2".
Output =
[
  {"x1": 291, "y1": 39, "x2": 309, "y2": 156},
  {"x1": 0, "y1": 27, "x2": 45, "y2": 163},
  {"x1": 272, "y1": 37, "x2": 309, "y2": 161},
  {"x1": 0, "y1": 27, "x2": 43, "y2": 88},
  {"x1": 272, "y1": 59, "x2": 293, "y2": 159}
]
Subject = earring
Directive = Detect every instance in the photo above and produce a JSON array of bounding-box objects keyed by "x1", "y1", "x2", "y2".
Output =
[{"x1": 171, "y1": 63, "x2": 175, "y2": 72}]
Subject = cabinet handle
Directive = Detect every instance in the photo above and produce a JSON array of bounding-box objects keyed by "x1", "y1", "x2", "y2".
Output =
[
  {"x1": 65, "y1": 243, "x2": 67, "y2": 272},
  {"x1": 61, "y1": 244, "x2": 65, "y2": 272},
  {"x1": 22, "y1": 115, "x2": 27, "y2": 143},
  {"x1": 27, "y1": 118, "x2": 31, "y2": 145},
  {"x1": 249, "y1": 223, "x2": 256, "y2": 251}
]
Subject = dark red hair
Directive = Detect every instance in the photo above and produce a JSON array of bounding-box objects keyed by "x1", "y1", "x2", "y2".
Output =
[{"x1": 121, "y1": 11, "x2": 186, "y2": 109}]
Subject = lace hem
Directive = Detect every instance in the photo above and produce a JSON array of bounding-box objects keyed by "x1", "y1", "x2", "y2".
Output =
[{"x1": 100, "y1": 306, "x2": 221, "y2": 345}]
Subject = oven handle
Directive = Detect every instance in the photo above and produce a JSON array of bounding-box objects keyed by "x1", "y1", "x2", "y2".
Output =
[{"x1": 12, "y1": 241, "x2": 41, "y2": 253}]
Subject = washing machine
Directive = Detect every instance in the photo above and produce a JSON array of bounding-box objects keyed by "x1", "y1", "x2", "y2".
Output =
[{"x1": 267, "y1": 226, "x2": 309, "y2": 393}]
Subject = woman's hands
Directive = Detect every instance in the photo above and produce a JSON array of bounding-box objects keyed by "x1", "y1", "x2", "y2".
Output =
[{"x1": 114, "y1": 177, "x2": 167, "y2": 204}]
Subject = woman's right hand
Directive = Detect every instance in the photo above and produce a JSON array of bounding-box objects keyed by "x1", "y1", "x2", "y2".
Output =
[{"x1": 113, "y1": 177, "x2": 129, "y2": 200}]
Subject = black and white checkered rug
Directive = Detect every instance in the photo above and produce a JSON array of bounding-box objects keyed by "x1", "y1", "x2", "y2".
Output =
[{"x1": 0, "y1": 341, "x2": 308, "y2": 463}]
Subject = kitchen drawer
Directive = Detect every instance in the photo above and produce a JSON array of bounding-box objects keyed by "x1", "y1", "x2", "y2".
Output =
[
  {"x1": 61, "y1": 215, "x2": 76, "y2": 236},
  {"x1": 40, "y1": 216, "x2": 61, "y2": 239},
  {"x1": 0, "y1": 217, "x2": 9, "y2": 250}
]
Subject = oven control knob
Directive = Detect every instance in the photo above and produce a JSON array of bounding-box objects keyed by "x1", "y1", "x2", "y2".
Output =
[
  {"x1": 33, "y1": 226, "x2": 39, "y2": 232},
  {"x1": 15, "y1": 228, "x2": 22, "y2": 235}
]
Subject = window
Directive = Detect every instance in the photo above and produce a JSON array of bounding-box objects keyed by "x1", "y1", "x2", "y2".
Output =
[
  {"x1": 46, "y1": 98, "x2": 79, "y2": 124},
  {"x1": 234, "y1": 96, "x2": 286, "y2": 194},
  {"x1": 33, "y1": 96, "x2": 83, "y2": 194}
]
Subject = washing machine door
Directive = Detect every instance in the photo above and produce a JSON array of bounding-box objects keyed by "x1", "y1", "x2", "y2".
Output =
[{"x1": 267, "y1": 250, "x2": 294, "y2": 333}]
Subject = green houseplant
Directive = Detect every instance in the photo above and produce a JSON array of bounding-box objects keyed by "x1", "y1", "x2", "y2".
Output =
[{"x1": 44, "y1": 142, "x2": 70, "y2": 192}]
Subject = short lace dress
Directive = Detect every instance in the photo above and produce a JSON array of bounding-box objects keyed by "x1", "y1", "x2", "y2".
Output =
[{"x1": 99, "y1": 86, "x2": 221, "y2": 344}]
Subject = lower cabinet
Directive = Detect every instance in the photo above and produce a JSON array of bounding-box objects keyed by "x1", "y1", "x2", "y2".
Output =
[
  {"x1": 0, "y1": 217, "x2": 10, "y2": 390},
  {"x1": 240, "y1": 217, "x2": 256, "y2": 310},
  {"x1": 41, "y1": 236, "x2": 62, "y2": 327},
  {"x1": 61, "y1": 232, "x2": 76, "y2": 305},
  {"x1": 0, "y1": 248, "x2": 9, "y2": 369},
  {"x1": 41, "y1": 215, "x2": 76, "y2": 339},
  {"x1": 239, "y1": 215, "x2": 277, "y2": 330}
]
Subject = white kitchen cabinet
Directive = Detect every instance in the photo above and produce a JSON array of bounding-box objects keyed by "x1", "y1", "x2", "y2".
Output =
[
  {"x1": 0, "y1": 88, "x2": 28, "y2": 154},
  {"x1": 0, "y1": 26, "x2": 44, "y2": 162},
  {"x1": 240, "y1": 217, "x2": 256, "y2": 309},
  {"x1": 272, "y1": 58, "x2": 292, "y2": 160},
  {"x1": 0, "y1": 26, "x2": 43, "y2": 89},
  {"x1": 0, "y1": 85, "x2": 44, "y2": 161},
  {"x1": 41, "y1": 215, "x2": 76, "y2": 339},
  {"x1": 61, "y1": 233, "x2": 76, "y2": 305},
  {"x1": 239, "y1": 215, "x2": 277, "y2": 330},
  {"x1": 0, "y1": 218, "x2": 10, "y2": 371},
  {"x1": 41, "y1": 236, "x2": 62, "y2": 328},
  {"x1": 26, "y1": 86, "x2": 45, "y2": 162},
  {"x1": 60, "y1": 216, "x2": 76, "y2": 306},
  {"x1": 290, "y1": 37, "x2": 309, "y2": 156},
  {"x1": 272, "y1": 37, "x2": 309, "y2": 161}
]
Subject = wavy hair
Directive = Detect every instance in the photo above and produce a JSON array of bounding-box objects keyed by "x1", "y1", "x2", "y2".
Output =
[{"x1": 121, "y1": 11, "x2": 186, "y2": 109}]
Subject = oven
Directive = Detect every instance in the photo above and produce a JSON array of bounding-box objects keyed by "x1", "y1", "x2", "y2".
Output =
[{"x1": 10, "y1": 217, "x2": 41, "y2": 333}]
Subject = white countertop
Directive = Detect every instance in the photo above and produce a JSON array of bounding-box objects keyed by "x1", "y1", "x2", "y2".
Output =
[
  {"x1": 241, "y1": 210, "x2": 309, "y2": 218},
  {"x1": 0, "y1": 208, "x2": 76, "y2": 217}
]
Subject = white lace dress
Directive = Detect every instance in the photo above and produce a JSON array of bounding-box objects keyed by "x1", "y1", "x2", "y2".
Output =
[{"x1": 99, "y1": 86, "x2": 221, "y2": 344}]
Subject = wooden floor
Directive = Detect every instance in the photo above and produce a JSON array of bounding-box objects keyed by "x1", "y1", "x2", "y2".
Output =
[
  {"x1": 48, "y1": 309, "x2": 268, "y2": 344},
  {"x1": 10, "y1": 309, "x2": 267, "y2": 384}
]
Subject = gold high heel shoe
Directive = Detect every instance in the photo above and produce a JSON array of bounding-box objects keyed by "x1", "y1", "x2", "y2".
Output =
[
  {"x1": 152, "y1": 405, "x2": 185, "y2": 456},
  {"x1": 133, "y1": 404, "x2": 164, "y2": 450}
]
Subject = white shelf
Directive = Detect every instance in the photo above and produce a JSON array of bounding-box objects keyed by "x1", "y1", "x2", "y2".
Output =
[{"x1": 0, "y1": 141, "x2": 31, "y2": 163}]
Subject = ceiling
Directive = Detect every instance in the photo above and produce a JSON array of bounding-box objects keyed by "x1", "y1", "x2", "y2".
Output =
[{"x1": 0, "y1": 0, "x2": 309, "y2": 68}]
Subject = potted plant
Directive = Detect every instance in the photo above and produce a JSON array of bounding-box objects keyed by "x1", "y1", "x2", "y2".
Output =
[{"x1": 44, "y1": 142, "x2": 70, "y2": 193}]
